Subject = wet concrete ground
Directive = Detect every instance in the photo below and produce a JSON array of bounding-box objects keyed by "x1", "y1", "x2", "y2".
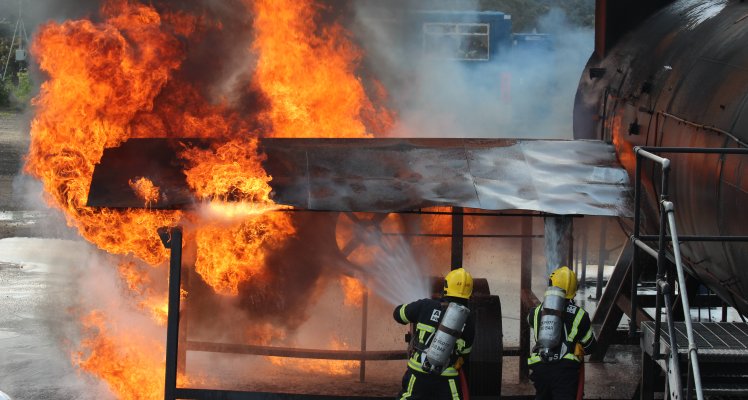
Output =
[
  {"x1": 0, "y1": 111, "x2": 51, "y2": 240},
  {"x1": 0, "y1": 239, "x2": 113, "y2": 400},
  {"x1": 0, "y1": 110, "x2": 642, "y2": 399},
  {"x1": 0, "y1": 238, "x2": 643, "y2": 400}
]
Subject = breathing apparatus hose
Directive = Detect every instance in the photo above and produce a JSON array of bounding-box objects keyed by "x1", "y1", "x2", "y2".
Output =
[
  {"x1": 576, "y1": 361, "x2": 585, "y2": 400},
  {"x1": 575, "y1": 343, "x2": 585, "y2": 400},
  {"x1": 458, "y1": 368, "x2": 470, "y2": 400}
]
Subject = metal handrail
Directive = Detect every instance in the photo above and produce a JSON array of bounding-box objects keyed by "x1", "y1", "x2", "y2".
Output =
[
  {"x1": 631, "y1": 147, "x2": 705, "y2": 400},
  {"x1": 664, "y1": 201, "x2": 703, "y2": 400}
]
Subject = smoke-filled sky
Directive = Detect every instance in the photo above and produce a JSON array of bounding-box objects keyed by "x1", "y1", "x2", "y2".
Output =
[
  {"x1": 351, "y1": 0, "x2": 593, "y2": 138},
  {"x1": 0, "y1": 0, "x2": 100, "y2": 27}
]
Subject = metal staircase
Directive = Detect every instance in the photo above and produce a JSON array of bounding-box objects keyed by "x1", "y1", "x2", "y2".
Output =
[
  {"x1": 630, "y1": 147, "x2": 748, "y2": 400},
  {"x1": 591, "y1": 147, "x2": 748, "y2": 400}
]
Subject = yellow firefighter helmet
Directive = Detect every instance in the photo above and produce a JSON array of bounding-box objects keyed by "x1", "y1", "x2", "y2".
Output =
[
  {"x1": 549, "y1": 266, "x2": 578, "y2": 299},
  {"x1": 444, "y1": 268, "x2": 474, "y2": 299}
]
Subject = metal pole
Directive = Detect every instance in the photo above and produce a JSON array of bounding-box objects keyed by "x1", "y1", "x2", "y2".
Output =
[
  {"x1": 177, "y1": 250, "x2": 192, "y2": 376},
  {"x1": 665, "y1": 202, "x2": 704, "y2": 400},
  {"x1": 630, "y1": 151, "x2": 642, "y2": 336},
  {"x1": 359, "y1": 286, "x2": 368, "y2": 383},
  {"x1": 638, "y1": 146, "x2": 748, "y2": 155},
  {"x1": 660, "y1": 280, "x2": 683, "y2": 399},
  {"x1": 568, "y1": 219, "x2": 574, "y2": 274},
  {"x1": 573, "y1": 232, "x2": 580, "y2": 276},
  {"x1": 451, "y1": 207, "x2": 464, "y2": 270},
  {"x1": 178, "y1": 264, "x2": 188, "y2": 375},
  {"x1": 652, "y1": 156, "x2": 671, "y2": 360},
  {"x1": 162, "y1": 227, "x2": 183, "y2": 400},
  {"x1": 595, "y1": 218, "x2": 607, "y2": 300},
  {"x1": 519, "y1": 217, "x2": 533, "y2": 382},
  {"x1": 580, "y1": 230, "x2": 588, "y2": 288}
]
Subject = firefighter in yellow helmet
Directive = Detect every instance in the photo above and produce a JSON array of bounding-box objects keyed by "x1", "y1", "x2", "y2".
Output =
[
  {"x1": 393, "y1": 267, "x2": 476, "y2": 400},
  {"x1": 527, "y1": 266, "x2": 597, "y2": 400}
]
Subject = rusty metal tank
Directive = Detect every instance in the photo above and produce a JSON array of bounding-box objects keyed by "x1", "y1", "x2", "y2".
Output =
[{"x1": 574, "y1": 0, "x2": 748, "y2": 315}]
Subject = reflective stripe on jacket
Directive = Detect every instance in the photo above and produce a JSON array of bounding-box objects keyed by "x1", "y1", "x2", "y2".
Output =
[{"x1": 394, "y1": 298, "x2": 475, "y2": 377}]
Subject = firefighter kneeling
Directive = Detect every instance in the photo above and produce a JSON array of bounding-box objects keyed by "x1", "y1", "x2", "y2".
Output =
[
  {"x1": 528, "y1": 266, "x2": 597, "y2": 400},
  {"x1": 393, "y1": 268, "x2": 475, "y2": 400}
]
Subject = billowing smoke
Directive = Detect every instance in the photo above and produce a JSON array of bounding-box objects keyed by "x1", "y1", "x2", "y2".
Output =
[
  {"x1": 4, "y1": 0, "x2": 597, "y2": 397},
  {"x1": 350, "y1": 1, "x2": 593, "y2": 138}
]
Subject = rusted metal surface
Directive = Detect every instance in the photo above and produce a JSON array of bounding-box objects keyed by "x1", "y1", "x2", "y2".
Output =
[
  {"x1": 575, "y1": 0, "x2": 748, "y2": 315},
  {"x1": 88, "y1": 138, "x2": 631, "y2": 216},
  {"x1": 87, "y1": 138, "x2": 209, "y2": 209}
]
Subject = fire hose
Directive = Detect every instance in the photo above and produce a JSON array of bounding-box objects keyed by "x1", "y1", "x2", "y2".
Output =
[
  {"x1": 458, "y1": 367, "x2": 470, "y2": 400},
  {"x1": 575, "y1": 343, "x2": 585, "y2": 400}
]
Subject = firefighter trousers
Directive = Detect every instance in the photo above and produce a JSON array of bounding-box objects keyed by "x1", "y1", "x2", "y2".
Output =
[
  {"x1": 529, "y1": 360, "x2": 581, "y2": 400},
  {"x1": 397, "y1": 369, "x2": 463, "y2": 400}
]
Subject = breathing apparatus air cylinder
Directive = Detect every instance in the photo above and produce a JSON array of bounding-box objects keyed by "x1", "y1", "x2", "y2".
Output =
[
  {"x1": 422, "y1": 302, "x2": 470, "y2": 374},
  {"x1": 537, "y1": 286, "x2": 568, "y2": 362}
]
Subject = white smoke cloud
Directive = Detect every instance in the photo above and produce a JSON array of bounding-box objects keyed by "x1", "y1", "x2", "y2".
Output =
[{"x1": 351, "y1": 2, "x2": 593, "y2": 139}]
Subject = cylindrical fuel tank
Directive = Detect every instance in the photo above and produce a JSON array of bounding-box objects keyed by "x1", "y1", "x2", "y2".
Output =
[{"x1": 574, "y1": 1, "x2": 748, "y2": 315}]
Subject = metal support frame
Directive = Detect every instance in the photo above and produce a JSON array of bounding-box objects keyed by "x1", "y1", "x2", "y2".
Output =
[
  {"x1": 629, "y1": 146, "x2": 748, "y2": 400},
  {"x1": 159, "y1": 227, "x2": 183, "y2": 400},
  {"x1": 282, "y1": 209, "x2": 549, "y2": 217},
  {"x1": 159, "y1": 224, "x2": 406, "y2": 400},
  {"x1": 519, "y1": 217, "x2": 536, "y2": 382},
  {"x1": 568, "y1": 220, "x2": 575, "y2": 271},
  {"x1": 451, "y1": 207, "x2": 464, "y2": 270},
  {"x1": 158, "y1": 209, "x2": 549, "y2": 399},
  {"x1": 589, "y1": 243, "x2": 644, "y2": 361},
  {"x1": 595, "y1": 218, "x2": 608, "y2": 300},
  {"x1": 360, "y1": 286, "x2": 369, "y2": 383},
  {"x1": 580, "y1": 231, "x2": 588, "y2": 288}
]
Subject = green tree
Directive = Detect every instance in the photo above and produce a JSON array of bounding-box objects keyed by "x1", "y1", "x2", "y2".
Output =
[
  {"x1": 0, "y1": 27, "x2": 32, "y2": 109},
  {"x1": 11, "y1": 70, "x2": 31, "y2": 105},
  {"x1": 0, "y1": 33, "x2": 10, "y2": 107}
]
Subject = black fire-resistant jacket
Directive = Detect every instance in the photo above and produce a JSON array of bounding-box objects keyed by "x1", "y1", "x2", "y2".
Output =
[{"x1": 393, "y1": 297, "x2": 475, "y2": 377}]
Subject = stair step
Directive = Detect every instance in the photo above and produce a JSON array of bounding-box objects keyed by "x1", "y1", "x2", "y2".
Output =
[{"x1": 701, "y1": 382, "x2": 748, "y2": 396}]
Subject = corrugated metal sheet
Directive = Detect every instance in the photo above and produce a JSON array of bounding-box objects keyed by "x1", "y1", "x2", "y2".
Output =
[{"x1": 87, "y1": 138, "x2": 631, "y2": 216}]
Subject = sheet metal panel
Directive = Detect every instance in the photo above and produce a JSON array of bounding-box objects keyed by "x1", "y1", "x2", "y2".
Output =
[{"x1": 87, "y1": 138, "x2": 631, "y2": 216}]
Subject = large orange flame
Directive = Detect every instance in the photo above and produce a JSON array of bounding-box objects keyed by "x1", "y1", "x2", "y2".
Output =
[
  {"x1": 268, "y1": 338, "x2": 359, "y2": 376},
  {"x1": 28, "y1": 0, "x2": 394, "y2": 396},
  {"x1": 27, "y1": 0, "x2": 186, "y2": 265},
  {"x1": 74, "y1": 311, "x2": 194, "y2": 400},
  {"x1": 129, "y1": 177, "x2": 161, "y2": 207},
  {"x1": 251, "y1": 0, "x2": 393, "y2": 137}
]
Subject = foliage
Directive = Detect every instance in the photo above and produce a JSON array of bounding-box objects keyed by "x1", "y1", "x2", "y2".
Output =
[
  {"x1": 11, "y1": 70, "x2": 32, "y2": 104},
  {"x1": 0, "y1": 35, "x2": 9, "y2": 107},
  {"x1": 0, "y1": 28, "x2": 31, "y2": 109},
  {"x1": 0, "y1": 78, "x2": 8, "y2": 108}
]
